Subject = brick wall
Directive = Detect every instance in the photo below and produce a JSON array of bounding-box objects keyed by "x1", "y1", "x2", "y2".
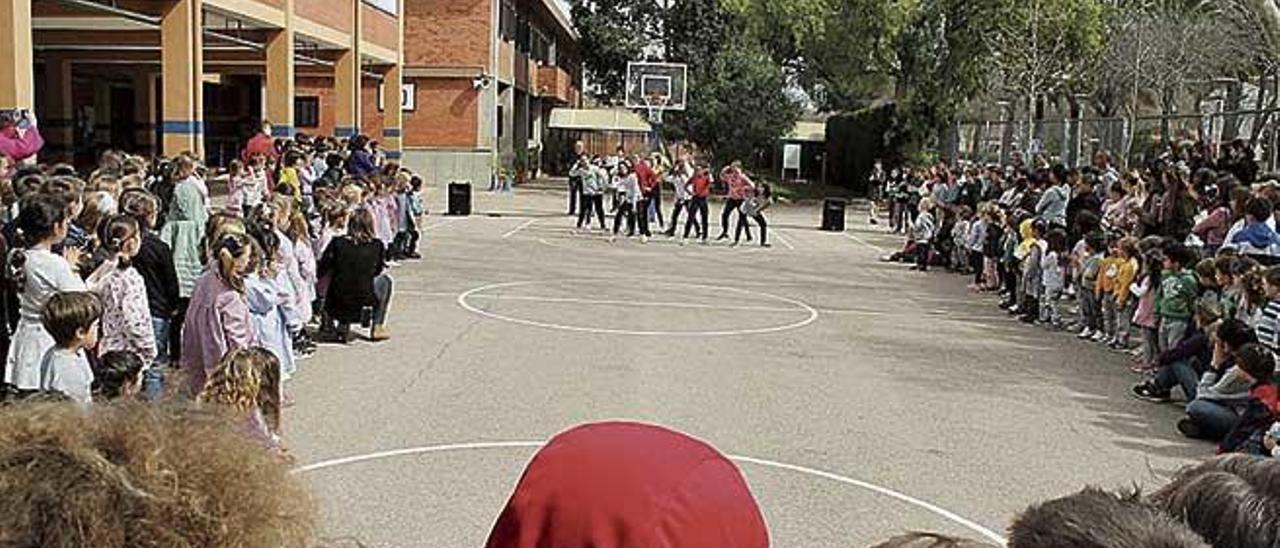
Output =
[
  {"x1": 295, "y1": 76, "x2": 336, "y2": 137},
  {"x1": 403, "y1": 78, "x2": 478, "y2": 148},
  {"x1": 403, "y1": 0, "x2": 491, "y2": 68},
  {"x1": 361, "y1": 3, "x2": 398, "y2": 52},
  {"x1": 297, "y1": 0, "x2": 353, "y2": 34},
  {"x1": 360, "y1": 77, "x2": 384, "y2": 139}
]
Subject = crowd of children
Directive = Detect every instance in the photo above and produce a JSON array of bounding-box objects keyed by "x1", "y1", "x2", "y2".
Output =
[
  {"x1": 883, "y1": 143, "x2": 1280, "y2": 459},
  {"x1": 567, "y1": 143, "x2": 774, "y2": 247},
  {"x1": 0, "y1": 118, "x2": 424, "y2": 461}
]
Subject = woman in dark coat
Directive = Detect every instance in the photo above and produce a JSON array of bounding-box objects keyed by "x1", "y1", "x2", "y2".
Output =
[{"x1": 317, "y1": 207, "x2": 392, "y2": 342}]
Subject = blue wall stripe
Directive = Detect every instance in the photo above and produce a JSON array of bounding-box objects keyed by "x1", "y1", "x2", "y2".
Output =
[
  {"x1": 334, "y1": 126, "x2": 357, "y2": 138},
  {"x1": 161, "y1": 121, "x2": 203, "y2": 134},
  {"x1": 381, "y1": 128, "x2": 401, "y2": 138},
  {"x1": 271, "y1": 125, "x2": 296, "y2": 137},
  {"x1": 384, "y1": 151, "x2": 402, "y2": 160}
]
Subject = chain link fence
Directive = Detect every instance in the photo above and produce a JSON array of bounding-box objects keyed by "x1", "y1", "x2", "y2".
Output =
[{"x1": 956, "y1": 108, "x2": 1280, "y2": 172}]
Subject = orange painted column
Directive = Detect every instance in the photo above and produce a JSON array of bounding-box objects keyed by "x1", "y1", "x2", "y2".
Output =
[
  {"x1": 333, "y1": 0, "x2": 361, "y2": 138},
  {"x1": 160, "y1": 0, "x2": 204, "y2": 157},
  {"x1": 0, "y1": 0, "x2": 34, "y2": 111},
  {"x1": 264, "y1": 0, "x2": 294, "y2": 137}
]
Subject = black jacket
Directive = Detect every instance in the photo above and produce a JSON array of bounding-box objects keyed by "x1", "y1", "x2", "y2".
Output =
[{"x1": 134, "y1": 231, "x2": 181, "y2": 318}]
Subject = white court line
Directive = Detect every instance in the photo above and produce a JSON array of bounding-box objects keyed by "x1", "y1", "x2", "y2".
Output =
[
  {"x1": 420, "y1": 217, "x2": 465, "y2": 231},
  {"x1": 292, "y1": 441, "x2": 1007, "y2": 545},
  {"x1": 463, "y1": 293, "x2": 811, "y2": 314},
  {"x1": 773, "y1": 229, "x2": 796, "y2": 251},
  {"x1": 843, "y1": 231, "x2": 886, "y2": 253},
  {"x1": 397, "y1": 288, "x2": 889, "y2": 317},
  {"x1": 457, "y1": 280, "x2": 819, "y2": 337},
  {"x1": 502, "y1": 218, "x2": 539, "y2": 239}
]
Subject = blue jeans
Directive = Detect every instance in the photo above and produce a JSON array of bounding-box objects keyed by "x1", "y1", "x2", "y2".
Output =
[
  {"x1": 145, "y1": 317, "x2": 171, "y2": 401},
  {"x1": 1153, "y1": 358, "x2": 1200, "y2": 400},
  {"x1": 1186, "y1": 399, "x2": 1239, "y2": 441}
]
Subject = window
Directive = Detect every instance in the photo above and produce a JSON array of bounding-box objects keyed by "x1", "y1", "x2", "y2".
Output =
[
  {"x1": 295, "y1": 97, "x2": 320, "y2": 128},
  {"x1": 499, "y1": 0, "x2": 517, "y2": 42}
]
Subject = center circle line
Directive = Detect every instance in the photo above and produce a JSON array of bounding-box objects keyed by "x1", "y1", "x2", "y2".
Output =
[
  {"x1": 292, "y1": 441, "x2": 1006, "y2": 545},
  {"x1": 456, "y1": 280, "x2": 820, "y2": 337}
]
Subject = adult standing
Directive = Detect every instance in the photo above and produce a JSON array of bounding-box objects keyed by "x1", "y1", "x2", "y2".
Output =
[
  {"x1": 716, "y1": 161, "x2": 754, "y2": 241},
  {"x1": 241, "y1": 120, "x2": 278, "y2": 164},
  {"x1": 345, "y1": 135, "x2": 379, "y2": 178},
  {"x1": 0, "y1": 109, "x2": 43, "y2": 165},
  {"x1": 566, "y1": 140, "x2": 585, "y2": 215},
  {"x1": 633, "y1": 155, "x2": 658, "y2": 242},
  {"x1": 1036, "y1": 164, "x2": 1071, "y2": 229},
  {"x1": 682, "y1": 165, "x2": 712, "y2": 244},
  {"x1": 663, "y1": 157, "x2": 692, "y2": 237},
  {"x1": 159, "y1": 155, "x2": 208, "y2": 364}
]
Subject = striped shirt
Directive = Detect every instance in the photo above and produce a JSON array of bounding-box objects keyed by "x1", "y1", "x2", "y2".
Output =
[{"x1": 1256, "y1": 300, "x2": 1280, "y2": 355}]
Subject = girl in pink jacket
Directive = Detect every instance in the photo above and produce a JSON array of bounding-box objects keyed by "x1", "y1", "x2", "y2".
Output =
[{"x1": 180, "y1": 232, "x2": 257, "y2": 396}]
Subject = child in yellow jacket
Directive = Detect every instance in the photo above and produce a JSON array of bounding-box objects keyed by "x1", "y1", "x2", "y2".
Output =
[{"x1": 1096, "y1": 237, "x2": 1140, "y2": 347}]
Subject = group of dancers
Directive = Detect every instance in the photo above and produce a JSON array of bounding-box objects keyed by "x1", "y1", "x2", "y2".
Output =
[{"x1": 567, "y1": 144, "x2": 773, "y2": 247}]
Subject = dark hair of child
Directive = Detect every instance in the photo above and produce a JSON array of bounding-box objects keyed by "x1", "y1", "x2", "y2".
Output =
[
  {"x1": 41, "y1": 291, "x2": 103, "y2": 347},
  {"x1": 94, "y1": 350, "x2": 144, "y2": 400}
]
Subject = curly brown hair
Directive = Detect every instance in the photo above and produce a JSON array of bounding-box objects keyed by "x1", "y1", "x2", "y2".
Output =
[{"x1": 0, "y1": 402, "x2": 315, "y2": 547}]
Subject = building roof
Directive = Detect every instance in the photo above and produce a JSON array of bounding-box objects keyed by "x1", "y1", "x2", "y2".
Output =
[
  {"x1": 785, "y1": 121, "x2": 826, "y2": 143},
  {"x1": 549, "y1": 108, "x2": 651, "y2": 133},
  {"x1": 540, "y1": 0, "x2": 578, "y2": 41}
]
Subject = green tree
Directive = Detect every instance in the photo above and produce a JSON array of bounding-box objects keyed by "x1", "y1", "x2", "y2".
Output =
[
  {"x1": 666, "y1": 36, "x2": 802, "y2": 164},
  {"x1": 569, "y1": 0, "x2": 660, "y2": 102},
  {"x1": 570, "y1": 0, "x2": 799, "y2": 167}
]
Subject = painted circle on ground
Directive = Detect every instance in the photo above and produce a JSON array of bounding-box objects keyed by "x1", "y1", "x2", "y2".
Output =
[
  {"x1": 294, "y1": 441, "x2": 1006, "y2": 545},
  {"x1": 535, "y1": 233, "x2": 766, "y2": 255},
  {"x1": 456, "y1": 279, "x2": 819, "y2": 337}
]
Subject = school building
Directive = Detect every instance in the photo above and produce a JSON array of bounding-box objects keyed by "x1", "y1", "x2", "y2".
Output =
[
  {"x1": 0, "y1": 0, "x2": 583, "y2": 183},
  {"x1": 402, "y1": 0, "x2": 582, "y2": 185}
]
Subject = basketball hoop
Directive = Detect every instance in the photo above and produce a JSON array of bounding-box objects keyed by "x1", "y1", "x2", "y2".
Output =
[{"x1": 644, "y1": 92, "x2": 669, "y2": 126}]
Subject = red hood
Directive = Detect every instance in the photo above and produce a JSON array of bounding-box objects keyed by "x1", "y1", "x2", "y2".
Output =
[{"x1": 486, "y1": 422, "x2": 769, "y2": 548}]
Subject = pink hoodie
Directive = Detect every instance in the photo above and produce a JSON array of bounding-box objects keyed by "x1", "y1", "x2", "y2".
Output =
[{"x1": 0, "y1": 126, "x2": 44, "y2": 162}]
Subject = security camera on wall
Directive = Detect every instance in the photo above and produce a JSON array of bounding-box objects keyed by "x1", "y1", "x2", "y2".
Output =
[{"x1": 473, "y1": 75, "x2": 493, "y2": 90}]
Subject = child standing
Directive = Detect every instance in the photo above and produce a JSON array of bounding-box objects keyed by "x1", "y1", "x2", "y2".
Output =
[
  {"x1": 1158, "y1": 244, "x2": 1201, "y2": 353},
  {"x1": 1017, "y1": 220, "x2": 1046, "y2": 323},
  {"x1": 1076, "y1": 233, "x2": 1105, "y2": 340},
  {"x1": 1130, "y1": 240, "x2": 1164, "y2": 368},
  {"x1": 180, "y1": 232, "x2": 257, "y2": 396},
  {"x1": 965, "y1": 207, "x2": 987, "y2": 290},
  {"x1": 1039, "y1": 229, "x2": 1068, "y2": 328},
  {"x1": 88, "y1": 215, "x2": 157, "y2": 369},
  {"x1": 198, "y1": 346, "x2": 286, "y2": 458},
  {"x1": 37, "y1": 291, "x2": 102, "y2": 404},
  {"x1": 981, "y1": 208, "x2": 1005, "y2": 291},
  {"x1": 4, "y1": 194, "x2": 87, "y2": 389},
  {"x1": 909, "y1": 198, "x2": 936, "y2": 272}
]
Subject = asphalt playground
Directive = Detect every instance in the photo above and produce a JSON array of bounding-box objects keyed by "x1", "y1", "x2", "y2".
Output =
[{"x1": 287, "y1": 184, "x2": 1207, "y2": 547}]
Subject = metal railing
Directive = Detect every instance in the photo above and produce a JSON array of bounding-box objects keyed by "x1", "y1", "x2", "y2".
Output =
[{"x1": 955, "y1": 108, "x2": 1280, "y2": 171}]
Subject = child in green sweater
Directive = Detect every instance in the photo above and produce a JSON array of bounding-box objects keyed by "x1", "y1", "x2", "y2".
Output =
[{"x1": 1157, "y1": 243, "x2": 1201, "y2": 353}]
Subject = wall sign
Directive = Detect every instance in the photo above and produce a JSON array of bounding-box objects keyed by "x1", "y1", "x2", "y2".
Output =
[{"x1": 377, "y1": 82, "x2": 416, "y2": 112}]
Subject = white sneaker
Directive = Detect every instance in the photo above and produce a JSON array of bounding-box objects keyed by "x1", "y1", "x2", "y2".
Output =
[
  {"x1": 608, "y1": 234, "x2": 616, "y2": 243},
  {"x1": 640, "y1": 235, "x2": 650, "y2": 244},
  {"x1": 1077, "y1": 328, "x2": 1094, "y2": 339}
]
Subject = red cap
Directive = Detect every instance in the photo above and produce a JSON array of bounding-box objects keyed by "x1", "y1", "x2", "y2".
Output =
[{"x1": 486, "y1": 422, "x2": 770, "y2": 548}]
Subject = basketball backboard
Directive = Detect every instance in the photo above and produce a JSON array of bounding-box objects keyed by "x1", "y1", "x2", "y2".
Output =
[{"x1": 625, "y1": 62, "x2": 688, "y2": 111}]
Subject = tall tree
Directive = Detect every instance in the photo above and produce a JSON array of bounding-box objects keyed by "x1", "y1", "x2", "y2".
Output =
[
  {"x1": 569, "y1": 0, "x2": 660, "y2": 103},
  {"x1": 983, "y1": 0, "x2": 1104, "y2": 153},
  {"x1": 569, "y1": 0, "x2": 800, "y2": 167}
]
